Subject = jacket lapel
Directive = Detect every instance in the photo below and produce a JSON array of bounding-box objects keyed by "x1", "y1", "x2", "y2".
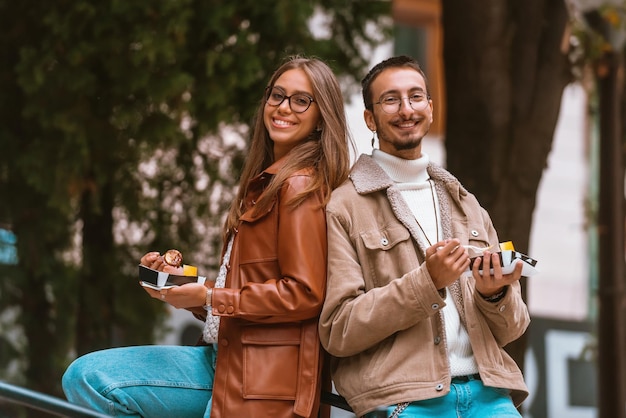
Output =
[{"x1": 351, "y1": 154, "x2": 468, "y2": 324}]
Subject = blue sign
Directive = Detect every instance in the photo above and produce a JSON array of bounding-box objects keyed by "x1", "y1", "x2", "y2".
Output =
[{"x1": 0, "y1": 228, "x2": 18, "y2": 265}]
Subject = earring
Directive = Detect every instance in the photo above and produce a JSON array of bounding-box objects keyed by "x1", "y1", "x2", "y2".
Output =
[{"x1": 371, "y1": 131, "x2": 376, "y2": 148}]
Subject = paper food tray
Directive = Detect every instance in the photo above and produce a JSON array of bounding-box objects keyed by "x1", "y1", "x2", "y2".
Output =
[
  {"x1": 465, "y1": 250, "x2": 539, "y2": 277},
  {"x1": 138, "y1": 264, "x2": 206, "y2": 290}
]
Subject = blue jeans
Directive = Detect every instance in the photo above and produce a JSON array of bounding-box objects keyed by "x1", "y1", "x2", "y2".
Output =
[
  {"x1": 62, "y1": 345, "x2": 216, "y2": 417},
  {"x1": 364, "y1": 376, "x2": 521, "y2": 418}
]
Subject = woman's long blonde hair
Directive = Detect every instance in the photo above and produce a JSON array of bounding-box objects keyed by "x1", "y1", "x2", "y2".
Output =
[{"x1": 223, "y1": 56, "x2": 353, "y2": 239}]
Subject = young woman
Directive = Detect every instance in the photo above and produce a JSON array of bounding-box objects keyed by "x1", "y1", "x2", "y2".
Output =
[{"x1": 62, "y1": 56, "x2": 353, "y2": 418}]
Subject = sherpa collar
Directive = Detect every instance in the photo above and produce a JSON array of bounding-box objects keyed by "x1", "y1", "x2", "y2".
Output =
[{"x1": 349, "y1": 154, "x2": 469, "y2": 200}]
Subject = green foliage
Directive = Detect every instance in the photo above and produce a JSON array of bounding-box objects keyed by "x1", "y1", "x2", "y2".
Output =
[
  {"x1": 568, "y1": 1, "x2": 626, "y2": 78},
  {"x1": 0, "y1": 0, "x2": 391, "y2": 396}
]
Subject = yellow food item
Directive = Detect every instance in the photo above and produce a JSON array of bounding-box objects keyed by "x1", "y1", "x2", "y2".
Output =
[
  {"x1": 183, "y1": 264, "x2": 198, "y2": 277},
  {"x1": 499, "y1": 241, "x2": 515, "y2": 251}
]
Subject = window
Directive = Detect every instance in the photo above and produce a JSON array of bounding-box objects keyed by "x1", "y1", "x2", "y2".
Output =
[{"x1": 392, "y1": 0, "x2": 445, "y2": 135}]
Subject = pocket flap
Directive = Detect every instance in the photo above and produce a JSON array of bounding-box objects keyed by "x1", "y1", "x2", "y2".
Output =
[
  {"x1": 241, "y1": 324, "x2": 301, "y2": 345},
  {"x1": 361, "y1": 225, "x2": 410, "y2": 250}
]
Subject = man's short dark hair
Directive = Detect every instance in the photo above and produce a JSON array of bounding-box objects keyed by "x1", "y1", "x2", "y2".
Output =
[{"x1": 361, "y1": 55, "x2": 430, "y2": 110}]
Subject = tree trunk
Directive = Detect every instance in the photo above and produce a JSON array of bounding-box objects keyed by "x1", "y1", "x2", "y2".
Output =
[
  {"x1": 21, "y1": 250, "x2": 59, "y2": 395},
  {"x1": 14, "y1": 199, "x2": 75, "y2": 399},
  {"x1": 441, "y1": 0, "x2": 572, "y2": 371},
  {"x1": 76, "y1": 180, "x2": 116, "y2": 355},
  {"x1": 591, "y1": 22, "x2": 626, "y2": 417}
]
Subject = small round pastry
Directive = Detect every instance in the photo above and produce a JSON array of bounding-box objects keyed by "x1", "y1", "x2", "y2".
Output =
[{"x1": 163, "y1": 249, "x2": 183, "y2": 267}]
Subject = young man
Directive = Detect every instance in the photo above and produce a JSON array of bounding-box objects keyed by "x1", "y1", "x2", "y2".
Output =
[{"x1": 319, "y1": 55, "x2": 530, "y2": 417}]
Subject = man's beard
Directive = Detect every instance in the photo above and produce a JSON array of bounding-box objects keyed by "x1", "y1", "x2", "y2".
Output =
[
  {"x1": 377, "y1": 128, "x2": 424, "y2": 151},
  {"x1": 391, "y1": 136, "x2": 422, "y2": 151},
  {"x1": 375, "y1": 114, "x2": 428, "y2": 152}
]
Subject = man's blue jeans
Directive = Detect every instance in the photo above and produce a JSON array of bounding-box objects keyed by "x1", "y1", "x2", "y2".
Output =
[
  {"x1": 364, "y1": 376, "x2": 522, "y2": 418},
  {"x1": 62, "y1": 345, "x2": 216, "y2": 417}
]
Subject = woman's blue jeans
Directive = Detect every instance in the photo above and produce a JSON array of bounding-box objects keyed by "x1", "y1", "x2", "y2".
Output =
[
  {"x1": 364, "y1": 376, "x2": 522, "y2": 418},
  {"x1": 62, "y1": 345, "x2": 216, "y2": 417}
]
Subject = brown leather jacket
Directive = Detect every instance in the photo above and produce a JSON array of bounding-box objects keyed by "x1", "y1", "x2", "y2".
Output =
[{"x1": 205, "y1": 160, "x2": 330, "y2": 418}]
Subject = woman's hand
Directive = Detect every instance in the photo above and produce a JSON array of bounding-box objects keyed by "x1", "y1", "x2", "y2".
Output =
[
  {"x1": 140, "y1": 251, "x2": 183, "y2": 274},
  {"x1": 142, "y1": 282, "x2": 210, "y2": 309},
  {"x1": 139, "y1": 251, "x2": 214, "y2": 308}
]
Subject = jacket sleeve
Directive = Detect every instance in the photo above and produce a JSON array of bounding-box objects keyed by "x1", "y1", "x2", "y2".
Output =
[
  {"x1": 319, "y1": 204, "x2": 446, "y2": 358},
  {"x1": 212, "y1": 174, "x2": 328, "y2": 323},
  {"x1": 473, "y1": 281, "x2": 530, "y2": 346}
]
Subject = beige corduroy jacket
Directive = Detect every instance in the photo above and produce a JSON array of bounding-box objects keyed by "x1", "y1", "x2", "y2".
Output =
[{"x1": 319, "y1": 154, "x2": 530, "y2": 417}]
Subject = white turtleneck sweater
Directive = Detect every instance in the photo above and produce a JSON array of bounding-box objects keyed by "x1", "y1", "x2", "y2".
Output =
[{"x1": 372, "y1": 149, "x2": 478, "y2": 377}]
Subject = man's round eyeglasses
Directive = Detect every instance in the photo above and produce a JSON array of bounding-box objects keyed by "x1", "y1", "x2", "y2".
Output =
[
  {"x1": 266, "y1": 88, "x2": 315, "y2": 113},
  {"x1": 374, "y1": 93, "x2": 430, "y2": 114}
]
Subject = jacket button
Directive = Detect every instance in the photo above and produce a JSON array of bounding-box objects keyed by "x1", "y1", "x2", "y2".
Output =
[
  {"x1": 471, "y1": 230, "x2": 479, "y2": 237},
  {"x1": 436, "y1": 384, "x2": 444, "y2": 391},
  {"x1": 217, "y1": 304, "x2": 226, "y2": 313},
  {"x1": 227, "y1": 306, "x2": 235, "y2": 314},
  {"x1": 434, "y1": 336, "x2": 441, "y2": 345},
  {"x1": 381, "y1": 238, "x2": 389, "y2": 246},
  {"x1": 220, "y1": 339, "x2": 229, "y2": 347},
  {"x1": 431, "y1": 303, "x2": 439, "y2": 310}
]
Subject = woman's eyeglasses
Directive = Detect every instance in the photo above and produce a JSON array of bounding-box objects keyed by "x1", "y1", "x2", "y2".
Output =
[{"x1": 266, "y1": 88, "x2": 315, "y2": 113}]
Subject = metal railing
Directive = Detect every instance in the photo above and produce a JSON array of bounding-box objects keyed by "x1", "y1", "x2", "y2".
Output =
[
  {"x1": 0, "y1": 380, "x2": 352, "y2": 417},
  {"x1": 0, "y1": 381, "x2": 111, "y2": 417}
]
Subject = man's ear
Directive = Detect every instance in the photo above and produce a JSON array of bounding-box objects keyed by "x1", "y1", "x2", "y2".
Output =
[
  {"x1": 429, "y1": 100, "x2": 434, "y2": 123},
  {"x1": 364, "y1": 109, "x2": 376, "y2": 132}
]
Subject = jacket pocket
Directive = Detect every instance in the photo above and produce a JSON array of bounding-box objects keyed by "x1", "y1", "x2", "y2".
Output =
[
  {"x1": 241, "y1": 324, "x2": 300, "y2": 400},
  {"x1": 361, "y1": 224, "x2": 410, "y2": 250},
  {"x1": 464, "y1": 220, "x2": 492, "y2": 249},
  {"x1": 359, "y1": 225, "x2": 415, "y2": 287}
]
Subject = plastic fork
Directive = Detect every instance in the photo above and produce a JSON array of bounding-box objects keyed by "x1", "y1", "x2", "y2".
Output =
[{"x1": 463, "y1": 244, "x2": 494, "y2": 255}]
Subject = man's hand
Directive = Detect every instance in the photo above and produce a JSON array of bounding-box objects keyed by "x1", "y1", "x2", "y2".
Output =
[
  {"x1": 472, "y1": 251, "x2": 523, "y2": 297},
  {"x1": 425, "y1": 239, "x2": 470, "y2": 290}
]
